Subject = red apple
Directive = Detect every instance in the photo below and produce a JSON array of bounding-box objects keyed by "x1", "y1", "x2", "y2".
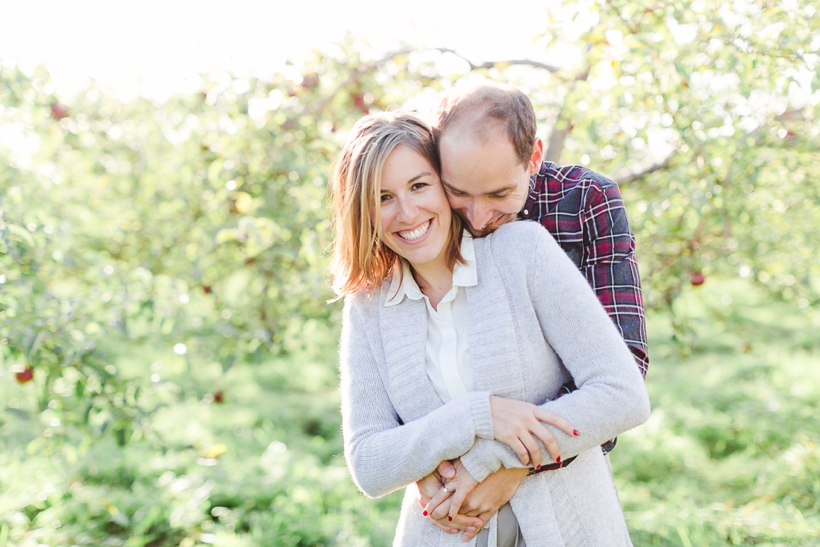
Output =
[
  {"x1": 691, "y1": 271, "x2": 706, "y2": 286},
  {"x1": 353, "y1": 93, "x2": 368, "y2": 114},
  {"x1": 213, "y1": 391, "x2": 224, "y2": 404},
  {"x1": 15, "y1": 368, "x2": 34, "y2": 384},
  {"x1": 50, "y1": 103, "x2": 68, "y2": 120},
  {"x1": 301, "y1": 73, "x2": 320, "y2": 89}
]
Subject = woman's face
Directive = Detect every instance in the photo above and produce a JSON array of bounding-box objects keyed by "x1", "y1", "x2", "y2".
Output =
[{"x1": 377, "y1": 145, "x2": 452, "y2": 270}]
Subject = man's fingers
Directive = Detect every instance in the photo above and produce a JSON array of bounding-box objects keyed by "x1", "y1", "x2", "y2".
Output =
[
  {"x1": 437, "y1": 460, "x2": 457, "y2": 480},
  {"x1": 416, "y1": 471, "x2": 444, "y2": 506},
  {"x1": 462, "y1": 511, "x2": 493, "y2": 542},
  {"x1": 426, "y1": 518, "x2": 460, "y2": 534},
  {"x1": 535, "y1": 407, "x2": 577, "y2": 438}
]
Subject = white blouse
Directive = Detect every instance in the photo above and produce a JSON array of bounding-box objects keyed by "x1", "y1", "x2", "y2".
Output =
[{"x1": 385, "y1": 234, "x2": 477, "y2": 403}]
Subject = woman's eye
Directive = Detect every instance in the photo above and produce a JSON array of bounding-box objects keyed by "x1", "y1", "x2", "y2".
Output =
[
  {"x1": 412, "y1": 182, "x2": 428, "y2": 190},
  {"x1": 380, "y1": 194, "x2": 392, "y2": 203}
]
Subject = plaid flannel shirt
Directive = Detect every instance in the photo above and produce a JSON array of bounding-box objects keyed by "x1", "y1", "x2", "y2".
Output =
[
  {"x1": 520, "y1": 162, "x2": 649, "y2": 456},
  {"x1": 520, "y1": 162, "x2": 649, "y2": 376}
]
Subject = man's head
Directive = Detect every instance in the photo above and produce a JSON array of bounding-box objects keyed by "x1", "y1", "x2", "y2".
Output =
[{"x1": 432, "y1": 84, "x2": 543, "y2": 237}]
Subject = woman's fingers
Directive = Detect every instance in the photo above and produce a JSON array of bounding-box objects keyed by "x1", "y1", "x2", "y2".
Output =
[
  {"x1": 432, "y1": 513, "x2": 481, "y2": 535},
  {"x1": 530, "y1": 422, "x2": 561, "y2": 464},
  {"x1": 490, "y1": 396, "x2": 580, "y2": 468},
  {"x1": 424, "y1": 486, "x2": 452, "y2": 519},
  {"x1": 507, "y1": 437, "x2": 531, "y2": 466},
  {"x1": 535, "y1": 407, "x2": 578, "y2": 438},
  {"x1": 448, "y1": 485, "x2": 470, "y2": 520},
  {"x1": 518, "y1": 431, "x2": 542, "y2": 469}
]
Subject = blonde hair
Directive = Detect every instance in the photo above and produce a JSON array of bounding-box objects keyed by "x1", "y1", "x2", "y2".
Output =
[{"x1": 329, "y1": 111, "x2": 464, "y2": 296}]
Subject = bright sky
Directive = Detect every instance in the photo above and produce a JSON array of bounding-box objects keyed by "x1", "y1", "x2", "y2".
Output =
[{"x1": 2, "y1": 0, "x2": 566, "y2": 100}]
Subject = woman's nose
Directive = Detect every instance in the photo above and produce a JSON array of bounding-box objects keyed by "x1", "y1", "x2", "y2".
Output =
[{"x1": 396, "y1": 197, "x2": 418, "y2": 221}]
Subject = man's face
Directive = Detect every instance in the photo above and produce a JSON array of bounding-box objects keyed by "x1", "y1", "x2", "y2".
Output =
[{"x1": 439, "y1": 125, "x2": 542, "y2": 237}]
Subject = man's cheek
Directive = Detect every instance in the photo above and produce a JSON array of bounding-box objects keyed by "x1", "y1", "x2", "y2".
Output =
[
  {"x1": 445, "y1": 193, "x2": 463, "y2": 207},
  {"x1": 447, "y1": 199, "x2": 470, "y2": 216}
]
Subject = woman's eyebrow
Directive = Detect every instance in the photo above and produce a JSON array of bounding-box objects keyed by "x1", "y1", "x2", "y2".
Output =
[{"x1": 407, "y1": 171, "x2": 433, "y2": 184}]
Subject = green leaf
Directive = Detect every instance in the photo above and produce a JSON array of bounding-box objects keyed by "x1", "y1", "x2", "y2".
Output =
[{"x1": 6, "y1": 223, "x2": 34, "y2": 246}]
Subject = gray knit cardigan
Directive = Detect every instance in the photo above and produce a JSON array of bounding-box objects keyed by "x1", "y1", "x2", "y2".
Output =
[{"x1": 340, "y1": 221, "x2": 651, "y2": 547}]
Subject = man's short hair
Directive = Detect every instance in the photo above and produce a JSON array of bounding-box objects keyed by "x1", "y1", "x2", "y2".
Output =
[{"x1": 431, "y1": 84, "x2": 537, "y2": 165}]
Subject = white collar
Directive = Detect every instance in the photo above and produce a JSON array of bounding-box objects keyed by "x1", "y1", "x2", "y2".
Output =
[{"x1": 385, "y1": 233, "x2": 476, "y2": 307}]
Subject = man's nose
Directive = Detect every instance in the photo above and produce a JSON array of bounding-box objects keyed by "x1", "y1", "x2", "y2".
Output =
[{"x1": 466, "y1": 201, "x2": 494, "y2": 232}]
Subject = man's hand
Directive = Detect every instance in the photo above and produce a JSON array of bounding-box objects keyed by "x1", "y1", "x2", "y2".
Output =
[
  {"x1": 448, "y1": 466, "x2": 529, "y2": 542},
  {"x1": 416, "y1": 461, "x2": 483, "y2": 536},
  {"x1": 417, "y1": 460, "x2": 456, "y2": 506},
  {"x1": 423, "y1": 458, "x2": 479, "y2": 522}
]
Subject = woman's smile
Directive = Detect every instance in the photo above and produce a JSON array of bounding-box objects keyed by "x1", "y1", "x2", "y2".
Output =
[{"x1": 396, "y1": 219, "x2": 433, "y2": 242}]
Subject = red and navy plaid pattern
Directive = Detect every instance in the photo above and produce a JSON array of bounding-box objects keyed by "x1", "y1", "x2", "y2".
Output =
[{"x1": 520, "y1": 162, "x2": 649, "y2": 378}]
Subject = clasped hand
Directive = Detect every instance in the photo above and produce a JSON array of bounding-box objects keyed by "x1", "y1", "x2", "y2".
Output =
[{"x1": 416, "y1": 396, "x2": 578, "y2": 540}]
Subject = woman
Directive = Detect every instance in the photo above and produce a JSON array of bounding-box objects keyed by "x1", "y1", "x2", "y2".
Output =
[{"x1": 330, "y1": 111, "x2": 650, "y2": 546}]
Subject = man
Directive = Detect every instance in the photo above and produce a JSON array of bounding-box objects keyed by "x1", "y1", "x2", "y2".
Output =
[{"x1": 416, "y1": 84, "x2": 649, "y2": 541}]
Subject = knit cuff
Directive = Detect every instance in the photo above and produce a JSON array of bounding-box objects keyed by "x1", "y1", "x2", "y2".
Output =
[
  {"x1": 467, "y1": 391, "x2": 494, "y2": 440},
  {"x1": 460, "y1": 439, "x2": 503, "y2": 483}
]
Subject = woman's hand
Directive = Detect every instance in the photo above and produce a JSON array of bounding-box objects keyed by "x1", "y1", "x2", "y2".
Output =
[
  {"x1": 423, "y1": 458, "x2": 480, "y2": 522},
  {"x1": 489, "y1": 395, "x2": 578, "y2": 468}
]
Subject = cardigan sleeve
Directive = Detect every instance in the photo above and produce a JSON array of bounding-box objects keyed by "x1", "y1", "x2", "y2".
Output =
[
  {"x1": 340, "y1": 297, "x2": 495, "y2": 498},
  {"x1": 460, "y1": 223, "x2": 650, "y2": 482}
]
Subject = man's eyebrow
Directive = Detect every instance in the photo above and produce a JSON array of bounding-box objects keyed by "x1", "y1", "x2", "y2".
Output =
[
  {"x1": 487, "y1": 185, "x2": 517, "y2": 195},
  {"x1": 441, "y1": 180, "x2": 466, "y2": 193}
]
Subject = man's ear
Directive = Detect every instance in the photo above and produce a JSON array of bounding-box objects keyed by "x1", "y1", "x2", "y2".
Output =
[{"x1": 528, "y1": 138, "x2": 544, "y2": 175}]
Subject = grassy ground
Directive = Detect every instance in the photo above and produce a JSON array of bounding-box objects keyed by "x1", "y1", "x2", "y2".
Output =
[
  {"x1": 615, "y1": 280, "x2": 820, "y2": 547},
  {"x1": 1, "y1": 279, "x2": 818, "y2": 546}
]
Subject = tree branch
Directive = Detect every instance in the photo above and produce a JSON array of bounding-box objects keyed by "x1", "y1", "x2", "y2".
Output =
[
  {"x1": 614, "y1": 154, "x2": 674, "y2": 185},
  {"x1": 433, "y1": 48, "x2": 561, "y2": 73},
  {"x1": 545, "y1": 126, "x2": 568, "y2": 163}
]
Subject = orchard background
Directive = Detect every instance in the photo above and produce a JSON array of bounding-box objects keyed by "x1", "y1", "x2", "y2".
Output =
[{"x1": 2, "y1": 1, "x2": 819, "y2": 545}]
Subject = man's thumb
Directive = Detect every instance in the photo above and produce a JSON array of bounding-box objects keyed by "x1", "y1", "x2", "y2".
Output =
[{"x1": 438, "y1": 460, "x2": 457, "y2": 479}]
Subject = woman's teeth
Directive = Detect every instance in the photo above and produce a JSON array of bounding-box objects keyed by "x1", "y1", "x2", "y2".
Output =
[{"x1": 398, "y1": 220, "x2": 431, "y2": 241}]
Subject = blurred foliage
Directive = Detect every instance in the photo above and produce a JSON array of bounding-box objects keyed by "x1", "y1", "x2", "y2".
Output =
[
  {"x1": 489, "y1": 0, "x2": 820, "y2": 323},
  {"x1": 0, "y1": 39, "x2": 444, "y2": 443},
  {"x1": 1, "y1": 0, "x2": 819, "y2": 544}
]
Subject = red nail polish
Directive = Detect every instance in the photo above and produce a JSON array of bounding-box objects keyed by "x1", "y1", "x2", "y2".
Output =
[
  {"x1": 423, "y1": 510, "x2": 428, "y2": 516},
  {"x1": 556, "y1": 456, "x2": 561, "y2": 463},
  {"x1": 448, "y1": 516, "x2": 453, "y2": 521},
  {"x1": 573, "y1": 429, "x2": 580, "y2": 437},
  {"x1": 536, "y1": 464, "x2": 541, "y2": 470}
]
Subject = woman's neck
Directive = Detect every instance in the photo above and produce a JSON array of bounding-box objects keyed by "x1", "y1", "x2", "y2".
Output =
[{"x1": 410, "y1": 259, "x2": 453, "y2": 311}]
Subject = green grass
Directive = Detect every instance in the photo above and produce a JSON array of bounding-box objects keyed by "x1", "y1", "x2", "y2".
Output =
[
  {"x1": 615, "y1": 280, "x2": 820, "y2": 547},
  {"x1": 1, "y1": 279, "x2": 818, "y2": 546}
]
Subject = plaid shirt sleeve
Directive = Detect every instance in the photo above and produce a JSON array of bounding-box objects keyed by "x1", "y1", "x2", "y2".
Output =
[{"x1": 522, "y1": 163, "x2": 649, "y2": 378}]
